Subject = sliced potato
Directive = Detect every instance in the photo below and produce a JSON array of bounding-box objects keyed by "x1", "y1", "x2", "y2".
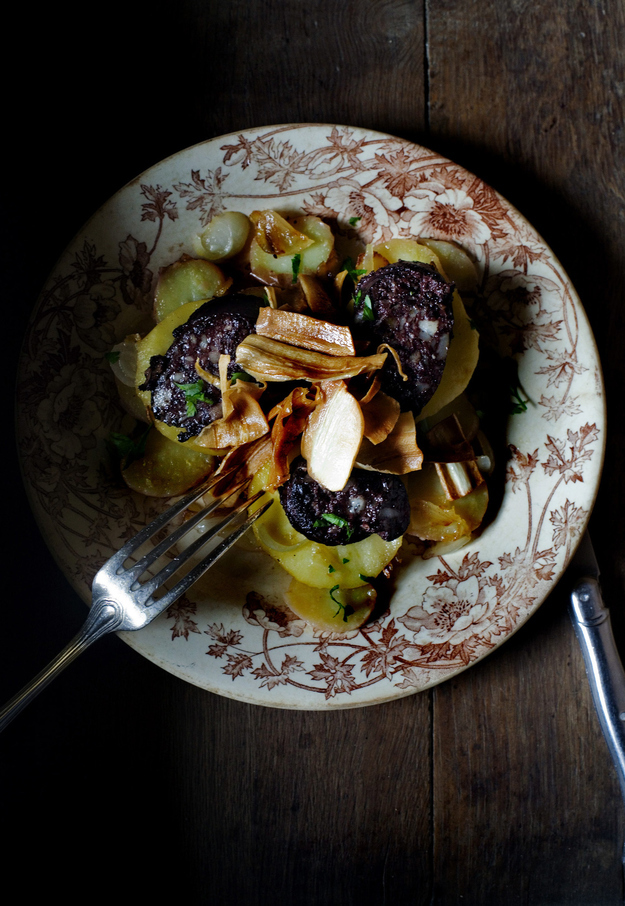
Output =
[
  {"x1": 121, "y1": 428, "x2": 215, "y2": 497},
  {"x1": 417, "y1": 291, "x2": 479, "y2": 421},
  {"x1": 284, "y1": 578, "x2": 376, "y2": 634},
  {"x1": 253, "y1": 491, "x2": 403, "y2": 588},
  {"x1": 196, "y1": 211, "x2": 251, "y2": 261},
  {"x1": 418, "y1": 239, "x2": 478, "y2": 291},
  {"x1": 154, "y1": 257, "x2": 232, "y2": 322},
  {"x1": 372, "y1": 238, "x2": 441, "y2": 270}
]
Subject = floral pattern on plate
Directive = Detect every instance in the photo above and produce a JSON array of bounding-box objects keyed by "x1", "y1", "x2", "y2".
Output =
[{"x1": 16, "y1": 124, "x2": 605, "y2": 709}]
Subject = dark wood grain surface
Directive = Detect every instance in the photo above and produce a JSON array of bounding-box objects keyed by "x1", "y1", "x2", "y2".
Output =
[{"x1": 3, "y1": 2, "x2": 624, "y2": 903}]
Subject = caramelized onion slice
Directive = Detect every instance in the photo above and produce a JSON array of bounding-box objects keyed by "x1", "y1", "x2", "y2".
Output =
[
  {"x1": 255, "y1": 308, "x2": 355, "y2": 357},
  {"x1": 250, "y1": 210, "x2": 314, "y2": 256},
  {"x1": 235, "y1": 335, "x2": 387, "y2": 382}
]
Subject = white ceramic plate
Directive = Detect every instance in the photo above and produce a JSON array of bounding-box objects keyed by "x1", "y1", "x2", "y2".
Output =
[{"x1": 16, "y1": 124, "x2": 605, "y2": 709}]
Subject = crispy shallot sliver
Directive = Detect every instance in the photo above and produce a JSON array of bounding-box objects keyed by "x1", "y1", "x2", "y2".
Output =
[
  {"x1": 193, "y1": 354, "x2": 269, "y2": 450},
  {"x1": 235, "y1": 335, "x2": 387, "y2": 382},
  {"x1": 357, "y1": 372, "x2": 382, "y2": 405},
  {"x1": 360, "y1": 390, "x2": 401, "y2": 445},
  {"x1": 356, "y1": 411, "x2": 423, "y2": 475},
  {"x1": 301, "y1": 380, "x2": 364, "y2": 492},
  {"x1": 266, "y1": 384, "x2": 321, "y2": 488},
  {"x1": 208, "y1": 384, "x2": 321, "y2": 495},
  {"x1": 210, "y1": 434, "x2": 274, "y2": 498},
  {"x1": 377, "y1": 343, "x2": 409, "y2": 381},
  {"x1": 255, "y1": 307, "x2": 355, "y2": 356}
]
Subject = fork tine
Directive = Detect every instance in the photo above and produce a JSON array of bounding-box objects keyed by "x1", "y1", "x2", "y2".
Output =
[
  {"x1": 123, "y1": 474, "x2": 252, "y2": 582},
  {"x1": 142, "y1": 497, "x2": 274, "y2": 617},
  {"x1": 107, "y1": 464, "x2": 244, "y2": 573},
  {"x1": 137, "y1": 488, "x2": 265, "y2": 601}
]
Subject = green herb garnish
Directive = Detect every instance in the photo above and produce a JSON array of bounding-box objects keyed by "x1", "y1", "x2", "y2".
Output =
[
  {"x1": 313, "y1": 513, "x2": 354, "y2": 541},
  {"x1": 329, "y1": 585, "x2": 356, "y2": 622},
  {"x1": 503, "y1": 357, "x2": 532, "y2": 415},
  {"x1": 510, "y1": 386, "x2": 530, "y2": 414},
  {"x1": 342, "y1": 256, "x2": 366, "y2": 282},
  {"x1": 348, "y1": 216, "x2": 362, "y2": 227},
  {"x1": 291, "y1": 253, "x2": 302, "y2": 283},
  {"x1": 230, "y1": 370, "x2": 257, "y2": 385},
  {"x1": 174, "y1": 379, "x2": 215, "y2": 417},
  {"x1": 105, "y1": 350, "x2": 120, "y2": 364},
  {"x1": 109, "y1": 425, "x2": 151, "y2": 467},
  {"x1": 354, "y1": 292, "x2": 375, "y2": 322}
]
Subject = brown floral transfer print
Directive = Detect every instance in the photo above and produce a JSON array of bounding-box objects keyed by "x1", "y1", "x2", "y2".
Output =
[{"x1": 17, "y1": 126, "x2": 604, "y2": 705}]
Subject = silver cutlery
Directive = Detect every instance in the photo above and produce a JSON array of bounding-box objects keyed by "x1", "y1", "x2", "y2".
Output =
[
  {"x1": 0, "y1": 470, "x2": 271, "y2": 732},
  {"x1": 569, "y1": 531, "x2": 625, "y2": 801}
]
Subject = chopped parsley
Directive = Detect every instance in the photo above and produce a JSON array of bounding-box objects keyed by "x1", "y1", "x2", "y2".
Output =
[
  {"x1": 503, "y1": 357, "x2": 532, "y2": 415},
  {"x1": 174, "y1": 379, "x2": 216, "y2": 417},
  {"x1": 342, "y1": 256, "x2": 366, "y2": 282},
  {"x1": 230, "y1": 370, "x2": 257, "y2": 385},
  {"x1": 291, "y1": 253, "x2": 302, "y2": 283},
  {"x1": 105, "y1": 350, "x2": 120, "y2": 364},
  {"x1": 510, "y1": 386, "x2": 530, "y2": 414},
  {"x1": 354, "y1": 291, "x2": 374, "y2": 322},
  {"x1": 348, "y1": 216, "x2": 362, "y2": 227},
  {"x1": 329, "y1": 585, "x2": 356, "y2": 622},
  {"x1": 314, "y1": 513, "x2": 354, "y2": 541},
  {"x1": 108, "y1": 425, "x2": 151, "y2": 467}
]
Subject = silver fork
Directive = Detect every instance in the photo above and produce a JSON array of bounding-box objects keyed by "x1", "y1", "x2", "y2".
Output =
[{"x1": 0, "y1": 469, "x2": 272, "y2": 732}]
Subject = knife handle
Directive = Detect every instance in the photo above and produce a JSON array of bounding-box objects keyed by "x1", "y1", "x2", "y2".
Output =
[{"x1": 570, "y1": 577, "x2": 625, "y2": 802}]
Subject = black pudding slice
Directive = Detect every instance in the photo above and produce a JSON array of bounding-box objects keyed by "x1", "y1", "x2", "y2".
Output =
[
  {"x1": 140, "y1": 294, "x2": 260, "y2": 441},
  {"x1": 353, "y1": 260, "x2": 455, "y2": 414},
  {"x1": 279, "y1": 457, "x2": 410, "y2": 546}
]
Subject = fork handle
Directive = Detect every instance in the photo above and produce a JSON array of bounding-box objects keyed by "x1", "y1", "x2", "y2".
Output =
[{"x1": 0, "y1": 597, "x2": 123, "y2": 733}]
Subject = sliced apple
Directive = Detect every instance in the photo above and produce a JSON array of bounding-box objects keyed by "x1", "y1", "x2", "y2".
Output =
[{"x1": 301, "y1": 381, "x2": 364, "y2": 491}]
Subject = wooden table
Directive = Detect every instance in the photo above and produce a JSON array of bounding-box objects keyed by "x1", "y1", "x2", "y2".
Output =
[{"x1": 3, "y1": 2, "x2": 624, "y2": 902}]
